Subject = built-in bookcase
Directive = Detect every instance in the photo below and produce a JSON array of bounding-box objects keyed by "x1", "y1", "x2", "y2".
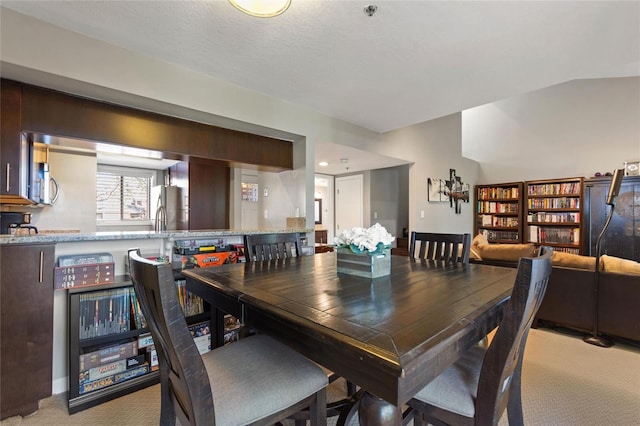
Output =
[
  {"x1": 67, "y1": 275, "x2": 211, "y2": 414},
  {"x1": 474, "y1": 182, "x2": 524, "y2": 243},
  {"x1": 525, "y1": 177, "x2": 583, "y2": 254}
]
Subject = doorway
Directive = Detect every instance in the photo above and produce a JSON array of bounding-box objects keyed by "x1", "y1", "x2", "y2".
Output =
[{"x1": 335, "y1": 174, "x2": 363, "y2": 233}]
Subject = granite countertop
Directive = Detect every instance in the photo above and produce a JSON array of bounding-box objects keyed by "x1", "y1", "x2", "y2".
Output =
[{"x1": 0, "y1": 228, "x2": 313, "y2": 245}]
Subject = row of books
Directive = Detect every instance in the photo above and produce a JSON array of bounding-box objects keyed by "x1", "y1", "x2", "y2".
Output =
[
  {"x1": 175, "y1": 279, "x2": 205, "y2": 317},
  {"x1": 477, "y1": 187, "x2": 519, "y2": 200},
  {"x1": 78, "y1": 339, "x2": 151, "y2": 395},
  {"x1": 527, "y1": 212, "x2": 580, "y2": 223},
  {"x1": 477, "y1": 201, "x2": 519, "y2": 214},
  {"x1": 78, "y1": 288, "x2": 131, "y2": 340},
  {"x1": 55, "y1": 252, "x2": 115, "y2": 290},
  {"x1": 481, "y1": 229, "x2": 520, "y2": 242},
  {"x1": 79, "y1": 279, "x2": 208, "y2": 340},
  {"x1": 527, "y1": 197, "x2": 580, "y2": 210},
  {"x1": 527, "y1": 182, "x2": 580, "y2": 196},
  {"x1": 479, "y1": 215, "x2": 519, "y2": 227},
  {"x1": 528, "y1": 226, "x2": 580, "y2": 245}
]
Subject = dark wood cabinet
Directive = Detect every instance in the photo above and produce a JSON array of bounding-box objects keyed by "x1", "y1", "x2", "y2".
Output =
[
  {"x1": 583, "y1": 175, "x2": 640, "y2": 261},
  {"x1": 0, "y1": 243, "x2": 55, "y2": 419},
  {"x1": 169, "y1": 158, "x2": 230, "y2": 230},
  {"x1": 0, "y1": 80, "x2": 32, "y2": 204}
]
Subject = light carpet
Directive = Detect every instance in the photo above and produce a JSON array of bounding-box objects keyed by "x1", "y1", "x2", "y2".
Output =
[{"x1": 2, "y1": 328, "x2": 639, "y2": 425}]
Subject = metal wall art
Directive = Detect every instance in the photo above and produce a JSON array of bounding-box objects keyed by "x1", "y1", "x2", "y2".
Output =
[{"x1": 428, "y1": 169, "x2": 470, "y2": 214}]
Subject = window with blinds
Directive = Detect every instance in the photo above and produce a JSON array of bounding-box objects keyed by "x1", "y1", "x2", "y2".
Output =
[{"x1": 96, "y1": 165, "x2": 154, "y2": 223}]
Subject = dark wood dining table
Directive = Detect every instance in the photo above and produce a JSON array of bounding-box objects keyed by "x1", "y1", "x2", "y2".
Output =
[{"x1": 183, "y1": 253, "x2": 518, "y2": 425}]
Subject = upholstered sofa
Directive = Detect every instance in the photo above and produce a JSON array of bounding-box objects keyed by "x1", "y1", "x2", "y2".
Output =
[{"x1": 470, "y1": 235, "x2": 640, "y2": 343}]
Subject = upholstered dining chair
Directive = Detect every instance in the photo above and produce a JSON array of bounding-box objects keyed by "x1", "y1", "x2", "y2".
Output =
[
  {"x1": 243, "y1": 233, "x2": 358, "y2": 421},
  {"x1": 244, "y1": 232, "x2": 303, "y2": 262},
  {"x1": 128, "y1": 249, "x2": 327, "y2": 426},
  {"x1": 409, "y1": 231, "x2": 471, "y2": 264},
  {"x1": 406, "y1": 247, "x2": 553, "y2": 426}
]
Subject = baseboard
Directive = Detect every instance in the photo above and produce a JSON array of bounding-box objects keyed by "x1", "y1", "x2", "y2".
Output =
[{"x1": 52, "y1": 376, "x2": 68, "y2": 395}]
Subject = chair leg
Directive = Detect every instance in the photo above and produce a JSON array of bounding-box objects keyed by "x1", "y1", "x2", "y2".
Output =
[
  {"x1": 346, "y1": 380, "x2": 357, "y2": 396},
  {"x1": 308, "y1": 388, "x2": 327, "y2": 426}
]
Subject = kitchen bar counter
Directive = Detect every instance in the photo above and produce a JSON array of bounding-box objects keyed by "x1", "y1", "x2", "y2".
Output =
[{"x1": 0, "y1": 228, "x2": 313, "y2": 245}]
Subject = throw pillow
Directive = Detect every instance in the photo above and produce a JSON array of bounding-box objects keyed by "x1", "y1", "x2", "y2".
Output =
[
  {"x1": 470, "y1": 233, "x2": 488, "y2": 260},
  {"x1": 601, "y1": 255, "x2": 640, "y2": 275},
  {"x1": 551, "y1": 252, "x2": 596, "y2": 270}
]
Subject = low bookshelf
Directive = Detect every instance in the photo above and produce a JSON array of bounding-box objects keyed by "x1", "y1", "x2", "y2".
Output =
[{"x1": 67, "y1": 275, "x2": 212, "y2": 413}]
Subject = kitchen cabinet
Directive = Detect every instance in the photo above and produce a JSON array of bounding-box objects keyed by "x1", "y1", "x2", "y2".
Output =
[
  {"x1": 0, "y1": 80, "x2": 32, "y2": 204},
  {"x1": 583, "y1": 175, "x2": 640, "y2": 261},
  {"x1": 0, "y1": 243, "x2": 55, "y2": 419},
  {"x1": 169, "y1": 158, "x2": 230, "y2": 230}
]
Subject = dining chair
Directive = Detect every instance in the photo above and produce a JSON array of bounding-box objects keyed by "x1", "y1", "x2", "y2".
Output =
[
  {"x1": 406, "y1": 247, "x2": 553, "y2": 426},
  {"x1": 409, "y1": 231, "x2": 471, "y2": 264},
  {"x1": 243, "y1": 233, "x2": 358, "y2": 422},
  {"x1": 244, "y1": 232, "x2": 302, "y2": 262},
  {"x1": 128, "y1": 249, "x2": 327, "y2": 426}
]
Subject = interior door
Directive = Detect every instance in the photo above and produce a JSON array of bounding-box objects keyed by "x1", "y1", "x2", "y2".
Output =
[{"x1": 335, "y1": 174, "x2": 363, "y2": 234}]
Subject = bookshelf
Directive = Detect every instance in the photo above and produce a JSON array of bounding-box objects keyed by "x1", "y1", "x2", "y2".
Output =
[
  {"x1": 67, "y1": 275, "x2": 211, "y2": 414},
  {"x1": 525, "y1": 177, "x2": 584, "y2": 254},
  {"x1": 474, "y1": 182, "x2": 524, "y2": 243}
]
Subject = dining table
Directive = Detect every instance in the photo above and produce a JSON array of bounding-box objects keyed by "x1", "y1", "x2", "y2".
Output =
[{"x1": 182, "y1": 252, "x2": 518, "y2": 425}]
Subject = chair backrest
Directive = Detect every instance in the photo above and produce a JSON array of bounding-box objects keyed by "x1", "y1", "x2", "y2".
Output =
[
  {"x1": 128, "y1": 249, "x2": 214, "y2": 426},
  {"x1": 409, "y1": 231, "x2": 471, "y2": 264},
  {"x1": 475, "y1": 247, "x2": 553, "y2": 424},
  {"x1": 244, "y1": 232, "x2": 302, "y2": 263}
]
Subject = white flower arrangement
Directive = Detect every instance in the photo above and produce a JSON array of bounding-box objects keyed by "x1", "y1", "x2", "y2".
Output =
[{"x1": 334, "y1": 223, "x2": 395, "y2": 255}]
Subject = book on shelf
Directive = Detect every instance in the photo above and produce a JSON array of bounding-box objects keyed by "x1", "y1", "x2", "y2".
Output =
[
  {"x1": 527, "y1": 181, "x2": 580, "y2": 196},
  {"x1": 175, "y1": 279, "x2": 204, "y2": 317},
  {"x1": 78, "y1": 288, "x2": 131, "y2": 340},
  {"x1": 528, "y1": 226, "x2": 579, "y2": 245},
  {"x1": 79, "y1": 359, "x2": 127, "y2": 384},
  {"x1": 54, "y1": 262, "x2": 115, "y2": 289},
  {"x1": 137, "y1": 333, "x2": 154, "y2": 350},
  {"x1": 527, "y1": 197, "x2": 580, "y2": 209},
  {"x1": 58, "y1": 252, "x2": 114, "y2": 267},
  {"x1": 78, "y1": 363, "x2": 150, "y2": 395},
  {"x1": 129, "y1": 288, "x2": 147, "y2": 330},
  {"x1": 188, "y1": 320, "x2": 211, "y2": 354},
  {"x1": 79, "y1": 340, "x2": 138, "y2": 371}
]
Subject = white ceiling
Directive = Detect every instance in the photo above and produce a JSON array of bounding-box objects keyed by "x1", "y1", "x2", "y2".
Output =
[{"x1": 2, "y1": 1, "x2": 639, "y2": 175}]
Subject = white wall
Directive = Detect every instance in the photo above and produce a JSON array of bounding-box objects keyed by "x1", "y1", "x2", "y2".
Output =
[
  {"x1": 30, "y1": 150, "x2": 97, "y2": 233},
  {"x1": 462, "y1": 77, "x2": 640, "y2": 183},
  {"x1": 379, "y1": 114, "x2": 480, "y2": 235}
]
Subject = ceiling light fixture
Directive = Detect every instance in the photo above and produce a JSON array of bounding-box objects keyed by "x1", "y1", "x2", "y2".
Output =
[
  {"x1": 228, "y1": 0, "x2": 291, "y2": 18},
  {"x1": 318, "y1": 161, "x2": 329, "y2": 167}
]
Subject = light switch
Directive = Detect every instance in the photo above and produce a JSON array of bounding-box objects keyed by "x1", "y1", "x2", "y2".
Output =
[
  {"x1": 264, "y1": 210, "x2": 268, "y2": 219},
  {"x1": 373, "y1": 211, "x2": 378, "y2": 219},
  {"x1": 420, "y1": 210, "x2": 424, "y2": 219}
]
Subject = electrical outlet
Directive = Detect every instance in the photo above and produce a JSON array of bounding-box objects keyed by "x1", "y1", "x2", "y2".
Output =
[
  {"x1": 373, "y1": 211, "x2": 378, "y2": 219},
  {"x1": 264, "y1": 209, "x2": 268, "y2": 219}
]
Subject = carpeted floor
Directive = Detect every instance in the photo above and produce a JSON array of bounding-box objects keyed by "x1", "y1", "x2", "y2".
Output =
[{"x1": 2, "y1": 328, "x2": 639, "y2": 425}]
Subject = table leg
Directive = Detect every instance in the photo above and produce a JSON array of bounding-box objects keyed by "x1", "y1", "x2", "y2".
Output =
[{"x1": 358, "y1": 391, "x2": 401, "y2": 426}]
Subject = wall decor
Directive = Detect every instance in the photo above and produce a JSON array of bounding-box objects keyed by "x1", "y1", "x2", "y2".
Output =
[
  {"x1": 445, "y1": 169, "x2": 470, "y2": 214},
  {"x1": 427, "y1": 178, "x2": 447, "y2": 202}
]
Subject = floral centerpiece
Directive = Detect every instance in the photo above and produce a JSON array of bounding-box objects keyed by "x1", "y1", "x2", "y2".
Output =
[
  {"x1": 334, "y1": 224, "x2": 395, "y2": 278},
  {"x1": 334, "y1": 223, "x2": 395, "y2": 255}
]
